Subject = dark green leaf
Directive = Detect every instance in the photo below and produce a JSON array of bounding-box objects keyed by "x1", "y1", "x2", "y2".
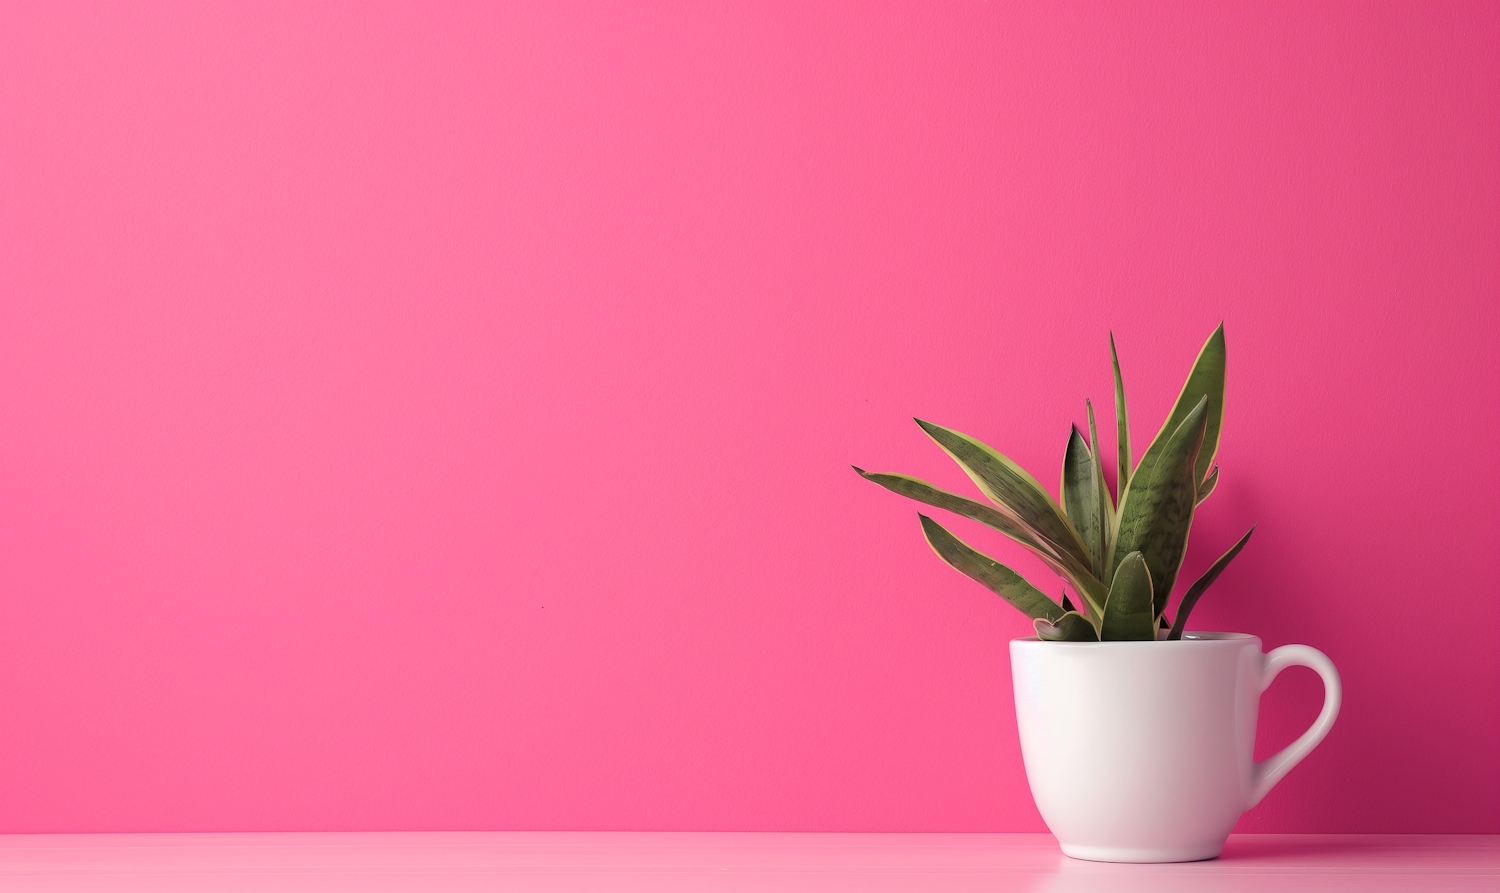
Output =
[
  {"x1": 854, "y1": 468, "x2": 1045, "y2": 548},
  {"x1": 1087, "y1": 399, "x2": 1114, "y2": 583},
  {"x1": 1061, "y1": 426, "x2": 1106, "y2": 576},
  {"x1": 915, "y1": 419, "x2": 1092, "y2": 574},
  {"x1": 1069, "y1": 572, "x2": 1107, "y2": 625},
  {"x1": 1035, "y1": 611, "x2": 1099, "y2": 642},
  {"x1": 1196, "y1": 465, "x2": 1219, "y2": 505},
  {"x1": 1101, "y1": 551, "x2": 1155, "y2": 641},
  {"x1": 919, "y1": 515, "x2": 1065, "y2": 622},
  {"x1": 1111, "y1": 332, "x2": 1131, "y2": 501},
  {"x1": 1127, "y1": 323, "x2": 1225, "y2": 495},
  {"x1": 853, "y1": 466, "x2": 1106, "y2": 616},
  {"x1": 1112, "y1": 396, "x2": 1207, "y2": 618},
  {"x1": 1168, "y1": 526, "x2": 1255, "y2": 640}
]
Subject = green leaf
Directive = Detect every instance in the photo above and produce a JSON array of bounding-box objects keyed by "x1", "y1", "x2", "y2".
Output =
[
  {"x1": 1061, "y1": 426, "x2": 1106, "y2": 577},
  {"x1": 1128, "y1": 323, "x2": 1226, "y2": 496},
  {"x1": 914, "y1": 419, "x2": 1092, "y2": 574},
  {"x1": 1111, "y1": 332, "x2": 1131, "y2": 501},
  {"x1": 1066, "y1": 570, "x2": 1108, "y2": 626},
  {"x1": 1168, "y1": 526, "x2": 1255, "y2": 640},
  {"x1": 1101, "y1": 551, "x2": 1155, "y2": 641},
  {"x1": 1035, "y1": 611, "x2": 1098, "y2": 642},
  {"x1": 854, "y1": 468, "x2": 1046, "y2": 548},
  {"x1": 1111, "y1": 396, "x2": 1208, "y2": 618},
  {"x1": 1196, "y1": 465, "x2": 1219, "y2": 505},
  {"x1": 1061, "y1": 592, "x2": 1076, "y2": 614},
  {"x1": 918, "y1": 515, "x2": 1065, "y2": 623},
  {"x1": 1087, "y1": 399, "x2": 1114, "y2": 584},
  {"x1": 908, "y1": 420, "x2": 1109, "y2": 619},
  {"x1": 853, "y1": 467, "x2": 1106, "y2": 615}
]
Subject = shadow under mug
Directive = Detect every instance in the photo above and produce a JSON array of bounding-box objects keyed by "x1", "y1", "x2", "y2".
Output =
[{"x1": 1010, "y1": 632, "x2": 1341, "y2": 863}]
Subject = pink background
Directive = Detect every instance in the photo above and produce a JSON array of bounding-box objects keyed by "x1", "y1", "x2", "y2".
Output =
[{"x1": 1, "y1": 1, "x2": 1496, "y2": 834}]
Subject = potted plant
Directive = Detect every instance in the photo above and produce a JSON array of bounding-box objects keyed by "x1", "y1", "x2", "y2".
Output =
[{"x1": 854, "y1": 325, "x2": 1340, "y2": 863}]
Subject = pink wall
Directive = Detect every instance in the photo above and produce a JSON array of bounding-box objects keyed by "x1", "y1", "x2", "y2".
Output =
[{"x1": 1, "y1": 1, "x2": 1496, "y2": 834}]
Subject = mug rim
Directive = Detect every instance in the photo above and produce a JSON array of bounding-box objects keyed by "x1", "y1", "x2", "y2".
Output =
[{"x1": 1012, "y1": 631, "x2": 1259, "y2": 646}]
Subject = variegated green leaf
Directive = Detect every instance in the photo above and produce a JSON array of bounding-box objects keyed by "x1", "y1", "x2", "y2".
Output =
[
  {"x1": 1086, "y1": 399, "x2": 1114, "y2": 584},
  {"x1": 1061, "y1": 426, "x2": 1106, "y2": 576},
  {"x1": 1101, "y1": 551, "x2": 1155, "y2": 641},
  {"x1": 1063, "y1": 566, "x2": 1107, "y2": 625},
  {"x1": 1127, "y1": 323, "x2": 1225, "y2": 497},
  {"x1": 1111, "y1": 332, "x2": 1131, "y2": 501},
  {"x1": 1196, "y1": 465, "x2": 1219, "y2": 505},
  {"x1": 853, "y1": 466, "x2": 1106, "y2": 616},
  {"x1": 918, "y1": 515, "x2": 1065, "y2": 623},
  {"x1": 1111, "y1": 396, "x2": 1208, "y2": 618},
  {"x1": 1035, "y1": 611, "x2": 1098, "y2": 642},
  {"x1": 914, "y1": 419, "x2": 1092, "y2": 573},
  {"x1": 854, "y1": 468, "x2": 1044, "y2": 548},
  {"x1": 1168, "y1": 526, "x2": 1255, "y2": 640}
]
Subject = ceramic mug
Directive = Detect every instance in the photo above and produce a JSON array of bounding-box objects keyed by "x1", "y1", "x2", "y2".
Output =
[{"x1": 1010, "y1": 632, "x2": 1341, "y2": 863}]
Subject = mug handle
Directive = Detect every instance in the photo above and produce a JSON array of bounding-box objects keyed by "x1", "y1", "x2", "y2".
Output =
[{"x1": 1248, "y1": 644, "x2": 1342, "y2": 808}]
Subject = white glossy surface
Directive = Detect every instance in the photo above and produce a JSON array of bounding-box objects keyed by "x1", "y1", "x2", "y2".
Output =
[
  {"x1": 1010, "y1": 633, "x2": 1341, "y2": 862},
  {"x1": 0, "y1": 832, "x2": 1493, "y2": 891},
  {"x1": 1251, "y1": 644, "x2": 1342, "y2": 807}
]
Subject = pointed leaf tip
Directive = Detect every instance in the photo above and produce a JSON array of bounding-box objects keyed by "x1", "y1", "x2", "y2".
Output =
[
  {"x1": 1167, "y1": 525, "x2": 1255, "y2": 640},
  {"x1": 1124, "y1": 325, "x2": 1226, "y2": 508},
  {"x1": 1111, "y1": 331, "x2": 1132, "y2": 505},
  {"x1": 915, "y1": 420, "x2": 1094, "y2": 575},
  {"x1": 1035, "y1": 612, "x2": 1099, "y2": 641},
  {"x1": 1062, "y1": 425, "x2": 1106, "y2": 578},
  {"x1": 919, "y1": 515, "x2": 1065, "y2": 622},
  {"x1": 1101, "y1": 550, "x2": 1155, "y2": 641},
  {"x1": 1195, "y1": 464, "x2": 1220, "y2": 505},
  {"x1": 861, "y1": 468, "x2": 1108, "y2": 617}
]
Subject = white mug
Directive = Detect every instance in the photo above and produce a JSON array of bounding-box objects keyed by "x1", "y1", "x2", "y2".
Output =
[{"x1": 1010, "y1": 632, "x2": 1341, "y2": 863}]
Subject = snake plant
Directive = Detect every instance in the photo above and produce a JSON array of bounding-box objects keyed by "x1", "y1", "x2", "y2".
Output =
[{"x1": 853, "y1": 324, "x2": 1254, "y2": 641}]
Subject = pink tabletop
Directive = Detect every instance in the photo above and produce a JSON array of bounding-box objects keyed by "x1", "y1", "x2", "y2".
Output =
[{"x1": 0, "y1": 832, "x2": 1495, "y2": 892}]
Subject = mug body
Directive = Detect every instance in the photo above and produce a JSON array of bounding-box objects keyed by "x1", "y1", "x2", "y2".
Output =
[{"x1": 1010, "y1": 633, "x2": 1262, "y2": 862}]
